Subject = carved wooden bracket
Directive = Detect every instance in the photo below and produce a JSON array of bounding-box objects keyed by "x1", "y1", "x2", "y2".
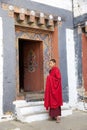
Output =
[{"x1": 17, "y1": 13, "x2": 25, "y2": 21}]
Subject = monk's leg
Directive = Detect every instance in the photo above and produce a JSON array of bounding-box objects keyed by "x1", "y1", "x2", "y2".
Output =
[{"x1": 49, "y1": 106, "x2": 61, "y2": 121}]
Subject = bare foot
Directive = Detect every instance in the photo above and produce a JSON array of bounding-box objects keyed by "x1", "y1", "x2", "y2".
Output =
[{"x1": 56, "y1": 116, "x2": 61, "y2": 123}]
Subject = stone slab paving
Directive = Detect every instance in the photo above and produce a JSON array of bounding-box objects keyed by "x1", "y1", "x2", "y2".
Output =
[{"x1": 0, "y1": 110, "x2": 87, "y2": 130}]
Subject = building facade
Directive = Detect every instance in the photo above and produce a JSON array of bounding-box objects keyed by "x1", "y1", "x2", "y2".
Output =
[
  {"x1": 0, "y1": 0, "x2": 86, "y2": 115},
  {"x1": 73, "y1": 0, "x2": 87, "y2": 101}
]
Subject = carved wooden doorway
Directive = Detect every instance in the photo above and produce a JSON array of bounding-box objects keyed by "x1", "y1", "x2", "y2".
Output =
[
  {"x1": 19, "y1": 39, "x2": 44, "y2": 94},
  {"x1": 15, "y1": 26, "x2": 58, "y2": 100}
]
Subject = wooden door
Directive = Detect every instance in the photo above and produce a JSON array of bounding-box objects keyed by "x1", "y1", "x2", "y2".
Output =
[{"x1": 20, "y1": 40, "x2": 44, "y2": 92}]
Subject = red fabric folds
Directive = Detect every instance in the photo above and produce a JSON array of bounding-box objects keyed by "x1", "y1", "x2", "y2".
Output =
[{"x1": 44, "y1": 67, "x2": 63, "y2": 110}]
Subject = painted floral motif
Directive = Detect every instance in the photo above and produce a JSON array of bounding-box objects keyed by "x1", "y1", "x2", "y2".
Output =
[{"x1": 28, "y1": 49, "x2": 37, "y2": 72}]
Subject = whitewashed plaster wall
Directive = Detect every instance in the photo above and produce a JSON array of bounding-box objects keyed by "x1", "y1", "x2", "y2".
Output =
[
  {"x1": 30, "y1": 0, "x2": 72, "y2": 11},
  {"x1": 73, "y1": 0, "x2": 87, "y2": 17},
  {"x1": 66, "y1": 29, "x2": 78, "y2": 106},
  {"x1": 0, "y1": 17, "x2": 3, "y2": 116}
]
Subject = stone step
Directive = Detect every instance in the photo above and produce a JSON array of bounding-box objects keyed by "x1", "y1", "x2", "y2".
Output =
[
  {"x1": 16, "y1": 103, "x2": 71, "y2": 116},
  {"x1": 13, "y1": 100, "x2": 71, "y2": 109},
  {"x1": 13, "y1": 100, "x2": 72, "y2": 123},
  {"x1": 18, "y1": 112, "x2": 49, "y2": 123},
  {"x1": 25, "y1": 93, "x2": 44, "y2": 102},
  {"x1": 13, "y1": 100, "x2": 43, "y2": 108},
  {"x1": 16, "y1": 104, "x2": 46, "y2": 116},
  {"x1": 17, "y1": 109, "x2": 72, "y2": 123}
]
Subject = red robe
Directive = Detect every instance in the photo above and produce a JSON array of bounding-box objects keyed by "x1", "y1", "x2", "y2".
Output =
[{"x1": 44, "y1": 67, "x2": 63, "y2": 110}]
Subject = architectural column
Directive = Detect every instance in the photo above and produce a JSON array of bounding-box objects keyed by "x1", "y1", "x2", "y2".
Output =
[
  {"x1": 66, "y1": 29, "x2": 77, "y2": 106},
  {"x1": 0, "y1": 17, "x2": 3, "y2": 115}
]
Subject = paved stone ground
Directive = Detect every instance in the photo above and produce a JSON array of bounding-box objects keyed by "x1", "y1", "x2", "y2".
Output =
[{"x1": 0, "y1": 110, "x2": 87, "y2": 130}]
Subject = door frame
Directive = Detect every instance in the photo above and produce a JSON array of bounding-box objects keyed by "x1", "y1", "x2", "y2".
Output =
[{"x1": 16, "y1": 37, "x2": 44, "y2": 98}]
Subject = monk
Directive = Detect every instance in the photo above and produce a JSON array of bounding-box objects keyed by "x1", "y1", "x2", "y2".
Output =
[{"x1": 44, "y1": 59, "x2": 63, "y2": 123}]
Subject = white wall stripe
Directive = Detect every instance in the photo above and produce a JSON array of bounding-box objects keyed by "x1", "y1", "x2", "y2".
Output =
[
  {"x1": 0, "y1": 17, "x2": 3, "y2": 115},
  {"x1": 31, "y1": 0, "x2": 72, "y2": 11},
  {"x1": 66, "y1": 29, "x2": 77, "y2": 106}
]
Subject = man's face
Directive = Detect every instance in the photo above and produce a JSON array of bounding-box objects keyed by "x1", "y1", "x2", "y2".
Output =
[{"x1": 49, "y1": 61, "x2": 55, "y2": 69}]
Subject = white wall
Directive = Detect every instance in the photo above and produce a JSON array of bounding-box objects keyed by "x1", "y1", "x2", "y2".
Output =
[
  {"x1": 0, "y1": 17, "x2": 3, "y2": 115},
  {"x1": 30, "y1": 0, "x2": 72, "y2": 11},
  {"x1": 73, "y1": 0, "x2": 87, "y2": 17},
  {"x1": 66, "y1": 29, "x2": 77, "y2": 106},
  {"x1": 31, "y1": 0, "x2": 87, "y2": 17}
]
